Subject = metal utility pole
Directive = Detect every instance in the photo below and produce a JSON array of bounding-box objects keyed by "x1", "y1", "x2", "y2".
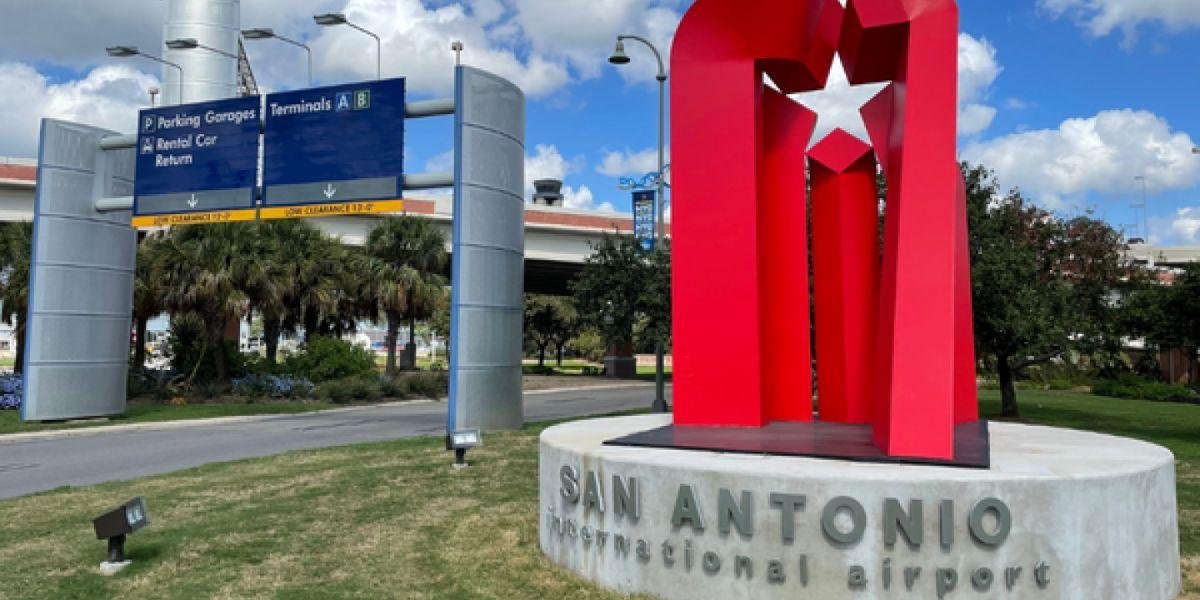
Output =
[{"x1": 610, "y1": 34, "x2": 670, "y2": 413}]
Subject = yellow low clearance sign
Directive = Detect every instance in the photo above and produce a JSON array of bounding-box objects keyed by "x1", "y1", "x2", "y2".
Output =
[
  {"x1": 131, "y1": 200, "x2": 405, "y2": 228},
  {"x1": 259, "y1": 199, "x2": 404, "y2": 221},
  {"x1": 131, "y1": 209, "x2": 258, "y2": 228}
]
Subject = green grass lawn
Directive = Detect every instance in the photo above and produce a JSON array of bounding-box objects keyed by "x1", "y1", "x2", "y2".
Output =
[
  {"x1": 0, "y1": 402, "x2": 344, "y2": 436},
  {"x1": 0, "y1": 390, "x2": 1197, "y2": 598}
]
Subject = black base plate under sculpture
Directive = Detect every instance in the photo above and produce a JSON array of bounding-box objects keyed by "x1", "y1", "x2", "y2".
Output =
[{"x1": 605, "y1": 419, "x2": 991, "y2": 469}]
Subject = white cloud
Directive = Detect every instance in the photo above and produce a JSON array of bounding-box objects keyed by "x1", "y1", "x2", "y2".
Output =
[
  {"x1": 559, "y1": 184, "x2": 615, "y2": 212},
  {"x1": 596, "y1": 147, "x2": 666, "y2": 177},
  {"x1": 300, "y1": 0, "x2": 680, "y2": 98},
  {"x1": 1151, "y1": 207, "x2": 1200, "y2": 245},
  {"x1": 961, "y1": 109, "x2": 1200, "y2": 208},
  {"x1": 956, "y1": 34, "x2": 1002, "y2": 136},
  {"x1": 1039, "y1": 0, "x2": 1200, "y2": 45},
  {"x1": 524, "y1": 143, "x2": 575, "y2": 192},
  {"x1": 0, "y1": 62, "x2": 157, "y2": 156},
  {"x1": 511, "y1": 0, "x2": 676, "y2": 82},
  {"x1": 0, "y1": 0, "x2": 680, "y2": 105},
  {"x1": 524, "y1": 143, "x2": 612, "y2": 211},
  {"x1": 424, "y1": 150, "x2": 455, "y2": 173},
  {"x1": 792, "y1": 33, "x2": 1002, "y2": 144}
]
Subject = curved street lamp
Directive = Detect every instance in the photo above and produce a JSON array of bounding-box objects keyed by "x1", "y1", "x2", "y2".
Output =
[
  {"x1": 165, "y1": 37, "x2": 237, "y2": 59},
  {"x1": 609, "y1": 34, "x2": 669, "y2": 414},
  {"x1": 106, "y1": 46, "x2": 184, "y2": 105},
  {"x1": 243, "y1": 27, "x2": 313, "y2": 87},
  {"x1": 314, "y1": 12, "x2": 381, "y2": 80}
]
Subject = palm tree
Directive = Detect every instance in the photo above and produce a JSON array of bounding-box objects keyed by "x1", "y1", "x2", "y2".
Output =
[
  {"x1": 0, "y1": 223, "x2": 32, "y2": 373},
  {"x1": 157, "y1": 223, "x2": 280, "y2": 385},
  {"x1": 132, "y1": 234, "x2": 166, "y2": 373},
  {"x1": 255, "y1": 221, "x2": 323, "y2": 363},
  {"x1": 366, "y1": 216, "x2": 448, "y2": 375}
]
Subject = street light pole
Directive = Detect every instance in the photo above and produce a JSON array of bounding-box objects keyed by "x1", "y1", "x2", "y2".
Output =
[
  {"x1": 610, "y1": 34, "x2": 669, "y2": 414},
  {"x1": 243, "y1": 28, "x2": 313, "y2": 87},
  {"x1": 1134, "y1": 175, "x2": 1148, "y2": 241},
  {"x1": 106, "y1": 46, "x2": 184, "y2": 104},
  {"x1": 314, "y1": 13, "x2": 381, "y2": 80}
]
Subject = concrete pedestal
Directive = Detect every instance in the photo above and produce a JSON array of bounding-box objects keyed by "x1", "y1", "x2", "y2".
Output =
[{"x1": 539, "y1": 415, "x2": 1180, "y2": 600}]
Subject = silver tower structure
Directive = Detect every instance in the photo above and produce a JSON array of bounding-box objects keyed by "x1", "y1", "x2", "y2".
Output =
[{"x1": 163, "y1": 0, "x2": 241, "y2": 103}]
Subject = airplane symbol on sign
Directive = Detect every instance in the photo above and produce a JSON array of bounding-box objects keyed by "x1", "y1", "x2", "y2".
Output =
[
  {"x1": 323, "y1": 184, "x2": 337, "y2": 199},
  {"x1": 187, "y1": 194, "x2": 198, "y2": 208}
]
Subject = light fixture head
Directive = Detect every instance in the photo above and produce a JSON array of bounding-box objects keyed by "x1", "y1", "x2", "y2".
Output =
[
  {"x1": 451, "y1": 40, "x2": 464, "y2": 52},
  {"x1": 313, "y1": 12, "x2": 348, "y2": 26},
  {"x1": 93, "y1": 497, "x2": 150, "y2": 568},
  {"x1": 450, "y1": 429, "x2": 483, "y2": 450},
  {"x1": 93, "y1": 497, "x2": 150, "y2": 540},
  {"x1": 241, "y1": 27, "x2": 275, "y2": 40},
  {"x1": 105, "y1": 46, "x2": 139, "y2": 58},
  {"x1": 165, "y1": 38, "x2": 199, "y2": 50},
  {"x1": 608, "y1": 39, "x2": 630, "y2": 65}
]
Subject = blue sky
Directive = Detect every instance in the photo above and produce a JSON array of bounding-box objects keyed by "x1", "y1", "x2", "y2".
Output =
[{"x1": 1, "y1": 0, "x2": 1199, "y2": 244}]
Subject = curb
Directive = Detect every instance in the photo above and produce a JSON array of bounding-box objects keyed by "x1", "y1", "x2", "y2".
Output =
[
  {"x1": 0, "y1": 401, "x2": 433, "y2": 445},
  {"x1": 0, "y1": 383, "x2": 662, "y2": 443},
  {"x1": 524, "y1": 382, "x2": 655, "y2": 395}
]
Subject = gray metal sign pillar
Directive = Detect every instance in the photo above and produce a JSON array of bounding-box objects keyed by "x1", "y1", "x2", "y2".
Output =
[
  {"x1": 22, "y1": 120, "x2": 136, "y2": 421},
  {"x1": 448, "y1": 66, "x2": 526, "y2": 432}
]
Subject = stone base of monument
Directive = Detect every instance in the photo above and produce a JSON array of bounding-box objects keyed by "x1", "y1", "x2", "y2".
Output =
[{"x1": 539, "y1": 414, "x2": 1180, "y2": 600}]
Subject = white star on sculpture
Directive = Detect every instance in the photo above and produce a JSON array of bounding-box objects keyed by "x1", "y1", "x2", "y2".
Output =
[{"x1": 786, "y1": 56, "x2": 888, "y2": 148}]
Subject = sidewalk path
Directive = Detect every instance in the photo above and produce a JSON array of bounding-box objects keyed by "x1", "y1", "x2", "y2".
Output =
[{"x1": 0, "y1": 384, "x2": 668, "y2": 500}]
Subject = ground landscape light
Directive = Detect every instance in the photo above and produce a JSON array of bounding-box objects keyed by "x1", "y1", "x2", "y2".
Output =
[
  {"x1": 92, "y1": 497, "x2": 150, "y2": 575},
  {"x1": 449, "y1": 428, "x2": 482, "y2": 468}
]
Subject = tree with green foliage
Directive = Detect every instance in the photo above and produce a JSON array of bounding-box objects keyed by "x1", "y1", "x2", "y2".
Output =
[
  {"x1": 966, "y1": 164, "x2": 1127, "y2": 418},
  {"x1": 157, "y1": 223, "x2": 283, "y2": 385},
  {"x1": 1122, "y1": 264, "x2": 1200, "y2": 383},
  {"x1": 366, "y1": 216, "x2": 449, "y2": 376},
  {"x1": 551, "y1": 300, "x2": 580, "y2": 367},
  {"x1": 524, "y1": 294, "x2": 578, "y2": 368},
  {"x1": 0, "y1": 222, "x2": 32, "y2": 373},
  {"x1": 570, "y1": 234, "x2": 671, "y2": 356},
  {"x1": 132, "y1": 234, "x2": 167, "y2": 373},
  {"x1": 640, "y1": 241, "x2": 672, "y2": 351}
]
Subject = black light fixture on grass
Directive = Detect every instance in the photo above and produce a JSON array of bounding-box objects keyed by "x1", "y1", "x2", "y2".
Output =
[
  {"x1": 448, "y1": 429, "x2": 483, "y2": 468},
  {"x1": 93, "y1": 497, "x2": 150, "y2": 574}
]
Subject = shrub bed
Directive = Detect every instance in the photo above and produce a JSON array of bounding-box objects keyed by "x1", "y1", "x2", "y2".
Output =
[
  {"x1": 1092, "y1": 375, "x2": 1198, "y2": 403},
  {"x1": 0, "y1": 374, "x2": 21, "y2": 410},
  {"x1": 231, "y1": 375, "x2": 316, "y2": 399},
  {"x1": 317, "y1": 372, "x2": 448, "y2": 405}
]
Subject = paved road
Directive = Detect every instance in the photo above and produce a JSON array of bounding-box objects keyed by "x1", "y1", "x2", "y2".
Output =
[{"x1": 0, "y1": 384, "x2": 669, "y2": 500}]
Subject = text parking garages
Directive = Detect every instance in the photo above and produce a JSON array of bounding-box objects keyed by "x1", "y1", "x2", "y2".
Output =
[{"x1": 132, "y1": 97, "x2": 261, "y2": 227}]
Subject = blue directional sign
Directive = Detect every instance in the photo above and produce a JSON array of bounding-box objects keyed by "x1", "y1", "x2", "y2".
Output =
[
  {"x1": 633, "y1": 190, "x2": 656, "y2": 251},
  {"x1": 262, "y1": 77, "x2": 405, "y2": 212},
  {"x1": 133, "y1": 96, "x2": 261, "y2": 225}
]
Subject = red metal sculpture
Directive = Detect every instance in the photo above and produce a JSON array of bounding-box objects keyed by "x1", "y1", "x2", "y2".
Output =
[
  {"x1": 670, "y1": 0, "x2": 978, "y2": 461},
  {"x1": 809, "y1": 130, "x2": 880, "y2": 425},
  {"x1": 671, "y1": 0, "x2": 843, "y2": 428}
]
